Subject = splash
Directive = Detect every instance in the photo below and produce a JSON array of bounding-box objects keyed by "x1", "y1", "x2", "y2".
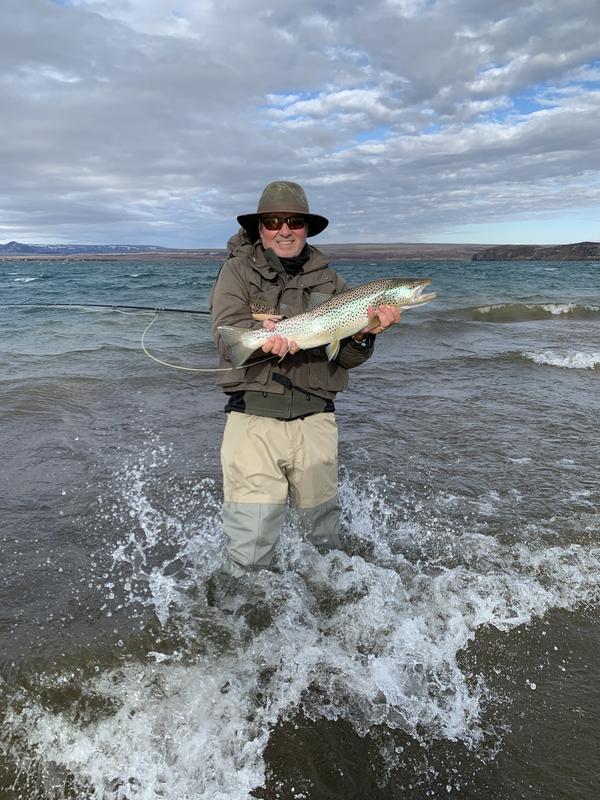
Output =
[
  {"x1": 2, "y1": 453, "x2": 599, "y2": 800},
  {"x1": 105, "y1": 442, "x2": 223, "y2": 625}
]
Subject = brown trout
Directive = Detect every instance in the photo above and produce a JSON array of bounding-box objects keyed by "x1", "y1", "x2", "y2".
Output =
[{"x1": 218, "y1": 277, "x2": 436, "y2": 368}]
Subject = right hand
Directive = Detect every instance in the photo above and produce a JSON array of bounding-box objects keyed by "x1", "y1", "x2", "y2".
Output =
[{"x1": 261, "y1": 319, "x2": 299, "y2": 357}]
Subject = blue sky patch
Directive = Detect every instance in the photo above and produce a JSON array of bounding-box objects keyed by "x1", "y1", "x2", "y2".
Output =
[{"x1": 354, "y1": 126, "x2": 391, "y2": 143}]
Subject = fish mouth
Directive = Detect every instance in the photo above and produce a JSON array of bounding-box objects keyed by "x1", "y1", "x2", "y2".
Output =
[
  {"x1": 417, "y1": 290, "x2": 437, "y2": 303},
  {"x1": 410, "y1": 284, "x2": 437, "y2": 306}
]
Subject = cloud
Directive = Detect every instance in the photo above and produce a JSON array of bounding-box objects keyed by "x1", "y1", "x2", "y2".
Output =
[{"x1": 1, "y1": 0, "x2": 600, "y2": 245}]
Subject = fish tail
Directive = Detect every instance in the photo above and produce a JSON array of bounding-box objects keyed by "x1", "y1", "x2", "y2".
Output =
[{"x1": 217, "y1": 326, "x2": 258, "y2": 368}]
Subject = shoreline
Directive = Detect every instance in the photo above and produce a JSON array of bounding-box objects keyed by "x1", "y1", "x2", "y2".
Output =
[{"x1": 1, "y1": 241, "x2": 599, "y2": 262}]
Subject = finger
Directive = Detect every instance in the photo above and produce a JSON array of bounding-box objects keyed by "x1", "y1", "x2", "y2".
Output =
[
  {"x1": 272, "y1": 337, "x2": 287, "y2": 356},
  {"x1": 262, "y1": 335, "x2": 285, "y2": 354},
  {"x1": 386, "y1": 305, "x2": 400, "y2": 323},
  {"x1": 378, "y1": 306, "x2": 400, "y2": 328},
  {"x1": 275, "y1": 336, "x2": 293, "y2": 356}
]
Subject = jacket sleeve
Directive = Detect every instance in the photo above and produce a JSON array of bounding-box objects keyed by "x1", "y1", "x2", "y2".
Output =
[
  {"x1": 336, "y1": 334, "x2": 375, "y2": 368},
  {"x1": 210, "y1": 258, "x2": 264, "y2": 360}
]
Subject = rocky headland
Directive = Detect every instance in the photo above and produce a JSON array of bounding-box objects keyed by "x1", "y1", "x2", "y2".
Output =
[{"x1": 471, "y1": 241, "x2": 600, "y2": 261}]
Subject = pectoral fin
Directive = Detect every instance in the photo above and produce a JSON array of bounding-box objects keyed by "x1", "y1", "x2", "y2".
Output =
[
  {"x1": 367, "y1": 313, "x2": 381, "y2": 331},
  {"x1": 325, "y1": 340, "x2": 341, "y2": 361}
]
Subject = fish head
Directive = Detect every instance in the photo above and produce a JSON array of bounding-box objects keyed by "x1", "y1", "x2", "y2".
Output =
[{"x1": 375, "y1": 277, "x2": 437, "y2": 309}]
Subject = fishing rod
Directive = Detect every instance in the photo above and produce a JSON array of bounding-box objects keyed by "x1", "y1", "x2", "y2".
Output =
[
  {"x1": 4, "y1": 302, "x2": 211, "y2": 314},
  {"x1": 3, "y1": 300, "x2": 277, "y2": 373}
]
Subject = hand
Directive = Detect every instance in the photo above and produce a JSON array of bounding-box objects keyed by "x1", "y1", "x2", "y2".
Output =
[
  {"x1": 261, "y1": 318, "x2": 299, "y2": 357},
  {"x1": 360, "y1": 305, "x2": 401, "y2": 335}
]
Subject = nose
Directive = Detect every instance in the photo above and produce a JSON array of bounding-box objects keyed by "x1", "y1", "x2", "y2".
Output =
[{"x1": 279, "y1": 222, "x2": 293, "y2": 234}]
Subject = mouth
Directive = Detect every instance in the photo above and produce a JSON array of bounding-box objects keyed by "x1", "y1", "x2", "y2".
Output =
[
  {"x1": 407, "y1": 285, "x2": 437, "y2": 307},
  {"x1": 418, "y1": 290, "x2": 437, "y2": 303}
]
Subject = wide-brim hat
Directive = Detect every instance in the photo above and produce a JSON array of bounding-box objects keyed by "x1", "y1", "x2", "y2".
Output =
[{"x1": 237, "y1": 180, "x2": 329, "y2": 242}]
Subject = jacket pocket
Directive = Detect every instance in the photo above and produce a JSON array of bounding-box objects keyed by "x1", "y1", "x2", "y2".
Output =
[
  {"x1": 305, "y1": 351, "x2": 349, "y2": 394},
  {"x1": 248, "y1": 280, "x2": 282, "y2": 315},
  {"x1": 217, "y1": 359, "x2": 273, "y2": 389}
]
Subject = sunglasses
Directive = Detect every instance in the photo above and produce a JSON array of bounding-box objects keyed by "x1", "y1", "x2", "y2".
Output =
[{"x1": 260, "y1": 215, "x2": 307, "y2": 231}]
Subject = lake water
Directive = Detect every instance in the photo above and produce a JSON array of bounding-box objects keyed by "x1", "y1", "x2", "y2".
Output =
[{"x1": 1, "y1": 255, "x2": 599, "y2": 799}]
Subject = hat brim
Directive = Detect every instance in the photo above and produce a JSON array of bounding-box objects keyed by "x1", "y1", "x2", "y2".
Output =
[{"x1": 237, "y1": 212, "x2": 329, "y2": 242}]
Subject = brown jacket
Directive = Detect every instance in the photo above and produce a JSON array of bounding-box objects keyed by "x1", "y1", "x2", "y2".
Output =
[{"x1": 209, "y1": 230, "x2": 374, "y2": 399}]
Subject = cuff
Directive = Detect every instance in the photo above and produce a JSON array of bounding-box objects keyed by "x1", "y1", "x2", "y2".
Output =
[{"x1": 349, "y1": 332, "x2": 375, "y2": 350}]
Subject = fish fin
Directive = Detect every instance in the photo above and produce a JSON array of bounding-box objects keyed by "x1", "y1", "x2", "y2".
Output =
[
  {"x1": 306, "y1": 292, "x2": 331, "y2": 312},
  {"x1": 217, "y1": 326, "x2": 256, "y2": 368},
  {"x1": 325, "y1": 340, "x2": 341, "y2": 361},
  {"x1": 367, "y1": 313, "x2": 381, "y2": 330}
]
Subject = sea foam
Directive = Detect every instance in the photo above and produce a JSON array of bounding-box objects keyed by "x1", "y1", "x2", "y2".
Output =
[{"x1": 522, "y1": 350, "x2": 600, "y2": 369}]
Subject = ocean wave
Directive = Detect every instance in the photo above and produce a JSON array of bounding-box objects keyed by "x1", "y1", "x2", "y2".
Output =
[
  {"x1": 458, "y1": 303, "x2": 600, "y2": 323},
  {"x1": 521, "y1": 350, "x2": 600, "y2": 370},
  {"x1": 2, "y1": 341, "x2": 140, "y2": 357},
  {"x1": 13, "y1": 276, "x2": 39, "y2": 283}
]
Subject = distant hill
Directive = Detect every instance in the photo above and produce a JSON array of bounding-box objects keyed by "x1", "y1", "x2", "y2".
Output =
[
  {"x1": 471, "y1": 241, "x2": 600, "y2": 261},
  {"x1": 2, "y1": 240, "x2": 599, "y2": 261},
  {"x1": 0, "y1": 240, "x2": 496, "y2": 261},
  {"x1": 319, "y1": 243, "x2": 484, "y2": 260},
  {"x1": 0, "y1": 240, "x2": 172, "y2": 256}
]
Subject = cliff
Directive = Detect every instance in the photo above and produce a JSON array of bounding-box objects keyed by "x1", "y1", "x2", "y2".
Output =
[{"x1": 471, "y1": 241, "x2": 600, "y2": 261}]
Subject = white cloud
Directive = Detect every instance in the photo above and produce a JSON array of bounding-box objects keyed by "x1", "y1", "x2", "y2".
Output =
[{"x1": 1, "y1": 0, "x2": 600, "y2": 245}]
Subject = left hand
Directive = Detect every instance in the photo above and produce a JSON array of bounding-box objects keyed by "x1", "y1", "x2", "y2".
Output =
[{"x1": 360, "y1": 305, "x2": 401, "y2": 335}]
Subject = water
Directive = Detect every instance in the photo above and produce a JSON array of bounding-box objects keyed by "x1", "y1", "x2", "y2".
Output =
[{"x1": 1, "y1": 256, "x2": 599, "y2": 799}]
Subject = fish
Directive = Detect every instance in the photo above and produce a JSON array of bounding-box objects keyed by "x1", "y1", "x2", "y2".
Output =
[{"x1": 217, "y1": 277, "x2": 436, "y2": 368}]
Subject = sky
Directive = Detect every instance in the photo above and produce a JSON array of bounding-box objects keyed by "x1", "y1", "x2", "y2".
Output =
[{"x1": 2, "y1": 0, "x2": 600, "y2": 247}]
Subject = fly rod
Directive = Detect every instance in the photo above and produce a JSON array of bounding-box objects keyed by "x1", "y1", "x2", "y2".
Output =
[{"x1": 3, "y1": 302, "x2": 211, "y2": 314}]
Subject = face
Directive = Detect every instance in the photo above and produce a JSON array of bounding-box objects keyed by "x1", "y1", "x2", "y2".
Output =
[{"x1": 259, "y1": 215, "x2": 307, "y2": 258}]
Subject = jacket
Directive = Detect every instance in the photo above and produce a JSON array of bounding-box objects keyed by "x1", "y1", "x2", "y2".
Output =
[{"x1": 209, "y1": 230, "x2": 374, "y2": 400}]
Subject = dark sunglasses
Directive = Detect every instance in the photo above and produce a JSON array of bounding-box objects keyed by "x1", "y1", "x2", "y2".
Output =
[{"x1": 260, "y1": 215, "x2": 307, "y2": 231}]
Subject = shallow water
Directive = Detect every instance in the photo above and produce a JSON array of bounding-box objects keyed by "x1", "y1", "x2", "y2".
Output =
[{"x1": 1, "y1": 257, "x2": 599, "y2": 799}]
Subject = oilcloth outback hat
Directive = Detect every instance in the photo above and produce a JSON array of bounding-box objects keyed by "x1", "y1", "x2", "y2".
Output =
[{"x1": 237, "y1": 181, "x2": 329, "y2": 242}]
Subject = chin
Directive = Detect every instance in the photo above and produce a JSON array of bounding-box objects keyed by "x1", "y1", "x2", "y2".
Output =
[{"x1": 275, "y1": 244, "x2": 302, "y2": 258}]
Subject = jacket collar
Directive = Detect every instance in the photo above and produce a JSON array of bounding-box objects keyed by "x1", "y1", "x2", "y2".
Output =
[{"x1": 249, "y1": 242, "x2": 329, "y2": 281}]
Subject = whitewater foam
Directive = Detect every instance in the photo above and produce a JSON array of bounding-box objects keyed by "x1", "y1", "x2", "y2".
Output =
[
  {"x1": 469, "y1": 303, "x2": 600, "y2": 323},
  {"x1": 3, "y1": 453, "x2": 600, "y2": 800},
  {"x1": 522, "y1": 350, "x2": 600, "y2": 369}
]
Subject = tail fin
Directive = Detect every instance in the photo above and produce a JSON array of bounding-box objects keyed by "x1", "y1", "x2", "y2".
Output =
[{"x1": 217, "y1": 326, "x2": 257, "y2": 368}]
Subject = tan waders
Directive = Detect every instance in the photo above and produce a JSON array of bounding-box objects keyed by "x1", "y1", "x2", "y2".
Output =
[{"x1": 220, "y1": 411, "x2": 341, "y2": 577}]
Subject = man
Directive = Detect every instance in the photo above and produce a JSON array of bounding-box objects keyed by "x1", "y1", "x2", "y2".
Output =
[{"x1": 210, "y1": 181, "x2": 400, "y2": 577}]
